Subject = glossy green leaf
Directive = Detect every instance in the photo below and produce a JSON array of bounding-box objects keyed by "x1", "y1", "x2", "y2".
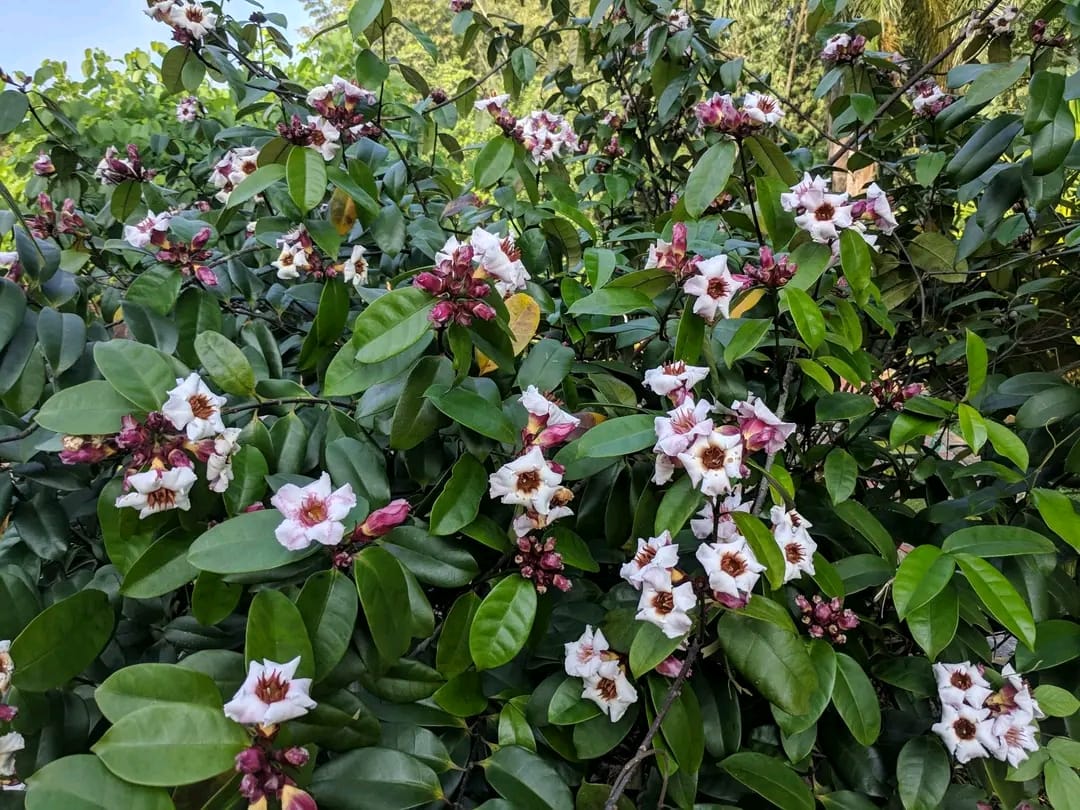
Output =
[
  {"x1": 474, "y1": 137, "x2": 516, "y2": 188},
  {"x1": 12, "y1": 588, "x2": 114, "y2": 692},
  {"x1": 354, "y1": 546, "x2": 412, "y2": 662},
  {"x1": 194, "y1": 331, "x2": 255, "y2": 396},
  {"x1": 469, "y1": 575, "x2": 537, "y2": 670},
  {"x1": 717, "y1": 612, "x2": 817, "y2": 716},
  {"x1": 286, "y1": 145, "x2": 328, "y2": 212},
  {"x1": 296, "y1": 569, "x2": 359, "y2": 681},
  {"x1": 893, "y1": 545, "x2": 955, "y2": 619},
  {"x1": 1032, "y1": 489, "x2": 1080, "y2": 552},
  {"x1": 424, "y1": 384, "x2": 515, "y2": 443},
  {"x1": 907, "y1": 584, "x2": 959, "y2": 658},
  {"x1": 25, "y1": 755, "x2": 174, "y2": 810},
  {"x1": 897, "y1": 736, "x2": 950, "y2": 810},
  {"x1": 654, "y1": 474, "x2": 703, "y2": 536},
  {"x1": 629, "y1": 622, "x2": 684, "y2": 678},
  {"x1": 35, "y1": 380, "x2": 144, "y2": 435},
  {"x1": 189, "y1": 509, "x2": 315, "y2": 574},
  {"x1": 824, "y1": 448, "x2": 858, "y2": 504},
  {"x1": 720, "y1": 752, "x2": 814, "y2": 810},
  {"x1": 953, "y1": 553, "x2": 1037, "y2": 650},
  {"x1": 573, "y1": 414, "x2": 656, "y2": 457},
  {"x1": 430, "y1": 454, "x2": 487, "y2": 535},
  {"x1": 95, "y1": 663, "x2": 221, "y2": 723},
  {"x1": 782, "y1": 286, "x2": 826, "y2": 351},
  {"x1": 942, "y1": 525, "x2": 1057, "y2": 557},
  {"x1": 733, "y1": 512, "x2": 785, "y2": 590},
  {"x1": 685, "y1": 140, "x2": 736, "y2": 218},
  {"x1": 311, "y1": 747, "x2": 443, "y2": 809},
  {"x1": 379, "y1": 526, "x2": 479, "y2": 587},
  {"x1": 437, "y1": 591, "x2": 481, "y2": 678},
  {"x1": 483, "y1": 745, "x2": 573, "y2": 810},
  {"x1": 831, "y1": 653, "x2": 881, "y2": 746}
]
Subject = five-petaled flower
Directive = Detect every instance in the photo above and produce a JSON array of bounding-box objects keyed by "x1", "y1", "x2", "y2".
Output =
[
  {"x1": 224, "y1": 657, "x2": 317, "y2": 726},
  {"x1": 271, "y1": 473, "x2": 357, "y2": 551},
  {"x1": 696, "y1": 537, "x2": 765, "y2": 608},
  {"x1": 635, "y1": 569, "x2": 696, "y2": 639},
  {"x1": 115, "y1": 467, "x2": 198, "y2": 518},
  {"x1": 683, "y1": 255, "x2": 740, "y2": 322},
  {"x1": 619, "y1": 531, "x2": 679, "y2": 589},
  {"x1": 643, "y1": 361, "x2": 710, "y2": 405},
  {"x1": 488, "y1": 447, "x2": 566, "y2": 516},
  {"x1": 162, "y1": 373, "x2": 228, "y2": 441},
  {"x1": 679, "y1": 427, "x2": 744, "y2": 496},
  {"x1": 564, "y1": 625, "x2": 610, "y2": 679},
  {"x1": 581, "y1": 659, "x2": 638, "y2": 722}
]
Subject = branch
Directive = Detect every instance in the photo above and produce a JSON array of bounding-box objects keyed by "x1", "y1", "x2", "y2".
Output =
[
  {"x1": 0, "y1": 425, "x2": 37, "y2": 445},
  {"x1": 223, "y1": 396, "x2": 352, "y2": 414}
]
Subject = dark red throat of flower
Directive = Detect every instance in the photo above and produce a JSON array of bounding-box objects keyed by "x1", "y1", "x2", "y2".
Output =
[
  {"x1": 706, "y1": 277, "x2": 729, "y2": 298},
  {"x1": 700, "y1": 446, "x2": 727, "y2": 470},
  {"x1": 784, "y1": 542, "x2": 806, "y2": 564},
  {"x1": 299, "y1": 497, "x2": 328, "y2": 526},
  {"x1": 651, "y1": 591, "x2": 675, "y2": 615},
  {"x1": 186, "y1": 7, "x2": 204, "y2": 22},
  {"x1": 147, "y1": 488, "x2": 177, "y2": 510},
  {"x1": 670, "y1": 408, "x2": 699, "y2": 434},
  {"x1": 953, "y1": 718, "x2": 976, "y2": 740},
  {"x1": 516, "y1": 470, "x2": 541, "y2": 494},
  {"x1": 720, "y1": 552, "x2": 747, "y2": 577},
  {"x1": 597, "y1": 677, "x2": 618, "y2": 701},
  {"x1": 633, "y1": 544, "x2": 657, "y2": 567},
  {"x1": 814, "y1": 204, "x2": 836, "y2": 221},
  {"x1": 950, "y1": 670, "x2": 973, "y2": 690},
  {"x1": 188, "y1": 394, "x2": 215, "y2": 420},
  {"x1": 662, "y1": 361, "x2": 687, "y2": 376},
  {"x1": 254, "y1": 671, "x2": 289, "y2": 704},
  {"x1": 501, "y1": 238, "x2": 521, "y2": 261}
]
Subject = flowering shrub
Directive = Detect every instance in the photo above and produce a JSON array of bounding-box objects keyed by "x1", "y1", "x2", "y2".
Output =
[{"x1": 0, "y1": 0, "x2": 1079, "y2": 808}]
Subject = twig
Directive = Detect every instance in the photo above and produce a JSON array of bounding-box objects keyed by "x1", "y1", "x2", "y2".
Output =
[
  {"x1": 223, "y1": 396, "x2": 351, "y2": 414},
  {"x1": 0, "y1": 425, "x2": 37, "y2": 445}
]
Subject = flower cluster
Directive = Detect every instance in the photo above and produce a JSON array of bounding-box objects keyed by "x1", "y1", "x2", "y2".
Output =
[
  {"x1": 1030, "y1": 18, "x2": 1067, "y2": 47},
  {"x1": 734, "y1": 246, "x2": 797, "y2": 289},
  {"x1": 520, "y1": 385, "x2": 580, "y2": 449},
  {"x1": 32, "y1": 152, "x2": 54, "y2": 176},
  {"x1": 910, "y1": 80, "x2": 954, "y2": 118},
  {"x1": 771, "y1": 506, "x2": 817, "y2": 582},
  {"x1": 210, "y1": 146, "x2": 260, "y2": 204},
  {"x1": 175, "y1": 95, "x2": 200, "y2": 123},
  {"x1": 307, "y1": 77, "x2": 378, "y2": 142},
  {"x1": 517, "y1": 110, "x2": 581, "y2": 164},
  {"x1": 564, "y1": 627, "x2": 638, "y2": 722},
  {"x1": 821, "y1": 33, "x2": 867, "y2": 64},
  {"x1": 273, "y1": 226, "x2": 328, "y2": 281},
  {"x1": 27, "y1": 193, "x2": 84, "y2": 239},
  {"x1": 622, "y1": 532, "x2": 696, "y2": 638},
  {"x1": 154, "y1": 224, "x2": 219, "y2": 286},
  {"x1": 868, "y1": 370, "x2": 924, "y2": 410},
  {"x1": 513, "y1": 535, "x2": 571, "y2": 594},
  {"x1": 145, "y1": 0, "x2": 219, "y2": 44},
  {"x1": 645, "y1": 224, "x2": 744, "y2": 320},
  {"x1": 794, "y1": 593, "x2": 858, "y2": 643},
  {"x1": 967, "y1": 5, "x2": 1020, "y2": 38},
  {"x1": 277, "y1": 114, "x2": 341, "y2": 161},
  {"x1": 694, "y1": 92, "x2": 784, "y2": 136},
  {"x1": 781, "y1": 173, "x2": 896, "y2": 245},
  {"x1": 932, "y1": 662, "x2": 1044, "y2": 767},
  {"x1": 94, "y1": 144, "x2": 153, "y2": 185},
  {"x1": 235, "y1": 744, "x2": 315, "y2": 810}
]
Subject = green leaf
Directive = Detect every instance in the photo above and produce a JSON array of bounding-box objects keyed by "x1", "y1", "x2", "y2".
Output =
[
  {"x1": 839, "y1": 228, "x2": 871, "y2": 302},
  {"x1": 824, "y1": 448, "x2": 858, "y2": 504},
  {"x1": 0, "y1": 278, "x2": 26, "y2": 355},
  {"x1": 354, "y1": 546, "x2": 413, "y2": 662},
  {"x1": 390, "y1": 355, "x2": 453, "y2": 450},
  {"x1": 1033, "y1": 684, "x2": 1080, "y2": 717},
  {"x1": 225, "y1": 164, "x2": 286, "y2": 209},
  {"x1": 566, "y1": 288, "x2": 654, "y2": 316},
  {"x1": 733, "y1": 512, "x2": 786, "y2": 590},
  {"x1": 629, "y1": 622, "x2": 684, "y2": 678},
  {"x1": 685, "y1": 141, "x2": 736, "y2": 218},
  {"x1": 717, "y1": 612, "x2": 817, "y2": 716},
  {"x1": 964, "y1": 330, "x2": 988, "y2": 400},
  {"x1": 548, "y1": 677, "x2": 601, "y2": 725},
  {"x1": 34, "y1": 380, "x2": 140, "y2": 435},
  {"x1": 379, "y1": 526, "x2": 479, "y2": 587},
  {"x1": 223, "y1": 446, "x2": 268, "y2": 516},
  {"x1": 654, "y1": 475, "x2": 703, "y2": 536},
  {"x1": 573, "y1": 414, "x2": 656, "y2": 458},
  {"x1": 985, "y1": 419, "x2": 1029, "y2": 470},
  {"x1": 110, "y1": 180, "x2": 142, "y2": 221},
  {"x1": 191, "y1": 572, "x2": 241, "y2": 626},
  {"x1": 517, "y1": 339, "x2": 575, "y2": 391},
  {"x1": 325, "y1": 436, "x2": 386, "y2": 507},
  {"x1": 120, "y1": 532, "x2": 198, "y2": 598},
  {"x1": 352, "y1": 287, "x2": 434, "y2": 364},
  {"x1": 37, "y1": 308, "x2": 85, "y2": 374},
  {"x1": 93, "y1": 340, "x2": 178, "y2": 412},
  {"x1": 26, "y1": 755, "x2": 174, "y2": 810},
  {"x1": 194, "y1": 331, "x2": 256, "y2": 395},
  {"x1": 311, "y1": 747, "x2": 443, "y2": 809},
  {"x1": 430, "y1": 454, "x2": 487, "y2": 536},
  {"x1": 483, "y1": 746, "x2": 574, "y2": 810},
  {"x1": 245, "y1": 589, "x2": 316, "y2": 679},
  {"x1": 1015, "y1": 620, "x2": 1080, "y2": 671},
  {"x1": 945, "y1": 115, "x2": 1023, "y2": 184},
  {"x1": 437, "y1": 592, "x2": 481, "y2": 678},
  {"x1": 907, "y1": 585, "x2": 959, "y2": 658},
  {"x1": 942, "y1": 525, "x2": 1057, "y2": 557},
  {"x1": 893, "y1": 545, "x2": 955, "y2": 619},
  {"x1": 1025, "y1": 70, "x2": 1065, "y2": 133},
  {"x1": 95, "y1": 664, "x2": 221, "y2": 723},
  {"x1": 0, "y1": 90, "x2": 30, "y2": 135},
  {"x1": 372, "y1": 204, "x2": 406, "y2": 255},
  {"x1": 650, "y1": 675, "x2": 705, "y2": 772},
  {"x1": 953, "y1": 553, "x2": 1037, "y2": 650},
  {"x1": 286, "y1": 145, "x2": 328, "y2": 212},
  {"x1": 93, "y1": 704, "x2": 250, "y2": 786},
  {"x1": 771, "y1": 640, "x2": 836, "y2": 735},
  {"x1": 1045, "y1": 760, "x2": 1080, "y2": 810},
  {"x1": 897, "y1": 736, "x2": 950, "y2": 810},
  {"x1": 424, "y1": 384, "x2": 516, "y2": 443},
  {"x1": 782, "y1": 286, "x2": 825, "y2": 352},
  {"x1": 470, "y1": 575, "x2": 537, "y2": 670},
  {"x1": 296, "y1": 570, "x2": 359, "y2": 681},
  {"x1": 474, "y1": 137, "x2": 516, "y2": 188},
  {"x1": 724, "y1": 318, "x2": 772, "y2": 367},
  {"x1": 831, "y1": 652, "x2": 881, "y2": 746},
  {"x1": 834, "y1": 501, "x2": 897, "y2": 563},
  {"x1": 12, "y1": 588, "x2": 114, "y2": 692},
  {"x1": 573, "y1": 706, "x2": 637, "y2": 761},
  {"x1": 1032, "y1": 489, "x2": 1080, "y2": 553},
  {"x1": 188, "y1": 509, "x2": 316, "y2": 574},
  {"x1": 720, "y1": 752, "x2": 814, "y2": 810},
  {"x1": 347, "y1": 0, "x2": 386, "y2": 36},
  {"x1": 1032, "y1": 104, "x2": 1076, "y2": 175}
]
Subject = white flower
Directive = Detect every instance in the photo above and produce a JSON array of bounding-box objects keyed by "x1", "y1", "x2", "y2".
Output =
[
  {"x1": 993, "y1": 664, "x2": 1045, "y2": 723},
  {"x1": 206, "y1": 428, "x2": 241, "y2": 494},
  {"x1": 144, "y1": 0, "x2": 178, "y2": 21},
  {"x1": 643, "y1": 361, "x2": 709, "y2": 403},
  {"x1": 169, "y1": 1, "x2": 218, "y2": 40},
  {"x1": 780, "y1": 172, "x2": 830, "y2": 212},
  {"x1": 474, "y1": 93, "x2": 511, "y2": 112},
  {"x1": 652, "y1": 454, "x2": 676, "y2": 486},
  {"x1": 223, "y1": 657, "x2": 317, "y2": 726},
  {"x1": 122, "y1": 210, "x2": 172, "y2": 249},
  {"x1": 488, "y1": 447, "x2": 564, "y2": 516},
  {"x1": 864, "y1": 183, "x2": 897, "y2": 234},
  {"x1": 470, "y1": 227, "x2": 530, "y2": 296},
  {"x1": 0, "y1": 732, "x2": 23, "y2": 778},
  {"x1": 163, "y1": 373, "x2": 227, "y2": 440},
  {"x1": 683, "y1": 255, "x2": 739, "y2": 321},
  {"x1": 0, "y1": 642, "x2": 12, "y2": 694},
  {"x1": 270, "y1": 473, "x2": 357, "y2": 551},
  {"x1": 273, "y1": 245, "x2": 311, "y2": 280},
  {"x1": 0, "y1": 252, "x2": 17, "y2": 269},
  {"x1": 933, "y1": 703, "x2": 995, "y2": 763},
  {"x1": 521, "y1": 386, "x2": 578, "y2": 428},
  {"x1": 678, "y1": 428, "x2": 744, "y2": 497},
  {"x1": 665, "y1": 8, "x2": 690, "y2": 32},
  {"x1": 620, "y1": 531, "x2": 679, "y2": 589},
  {"x1": 342, "y1": 245, "x2": 369, "y2": 288},
  {"x1": 581, "y1": 659, "x2": 638, "y2": 723},
  {"x1": 821, "y1": 33, "x2": 852, "y2": 61},
  {"x1": 696, "y1": 536, "x2": 765, "y2": 606},
  {"x1": 654, "y1": 397, "x2": 713, "y2": 458},
  {"x1": 770, "y1": 506, "x2": 817, "y2": 583},
  {"x1": 690, "y1": 488, "x2": 750, "y2": 540},
  {"x1": 564, "y1": 625, "x2": 609, "y2": 678},
  {"x1": 115, "y1": 467, "x2": 198, "y2": 518},
  {"x1": 331, "y1": 75, "x2": 376, "y2": 104},
  {"x1": 175, "y1": 96, "x2": 199, "y2": 123},
  {"x1": 636, "y1": 569, "x2": 696, "y2": 639},
  {"x1": 307, "y1": 115, "x2": 341, "y2": 161},
  {"x1": 933, "y1": 661, "x2": 994, "y2": 709},
  {"x1": 794, "y1": 189, "x2": 854, "y2": 243},
  {"x1": 511, "y1": 504, "x2": 574, "y2": 537},
  {"x1": 306, "y1": 84, "x2": 334, "y2": 107},
  {"x1": 987, "y1": 714, "x2": 1039, "y2": 767},
  {"x1": 743, "y1": 92, "x2": 784, "y2": 125},
  {"x1": 519, "y1": 110, "x2": 579, "y2": 164}
]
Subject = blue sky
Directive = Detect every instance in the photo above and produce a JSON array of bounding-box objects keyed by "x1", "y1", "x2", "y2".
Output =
[{"x1": 0, "y1": 0, "x2": 312, "y2": 75}]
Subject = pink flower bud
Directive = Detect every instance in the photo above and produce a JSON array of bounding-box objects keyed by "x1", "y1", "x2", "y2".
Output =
[
  {"x1": 244, "y1": 502, "x2": 266, "y2": 512},
  {"x1": 235, "y1": 747, "x2": 266, "y2": 774},
  {"x1": 195, "y1": 265, "x2": 219, "y2": 286},
  {"x1": 281, "y1": 786, "x2": 318, "y2": 810},
  {"x1": 654, "y1": 655, "x2": 684, "y2": 678},
  {"x1": 429, "y1": 300, "x2": 456, "y2": 326},
  {"x1": 282, "y1": 746, "x2": 310, "y2": 767},
  {"x1": 0, "y1": 705, "x2": 17, "y2": 722},
  {"x1": 469, "y1": 301, "x2": 497, "y2": 321},
  {"x1": 239, "y1": 773, "x2": 263, "y2": 800},
  {"x1": 539, "y1": 551, "x2": 563, "y2": 570},
  {"x1": 358, "y1": 499, "x2": 410, "y2": 539},
  {"x1": 552, "y1": 574, "x2": 572, "y2": 592}
]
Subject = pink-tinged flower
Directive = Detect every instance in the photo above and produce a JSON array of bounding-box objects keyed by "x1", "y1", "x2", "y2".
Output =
[
  {"x1": 280, "y1": 786, "x2": 318, "y2": 810},
  {"x1": 0, "y1": 642, "x2": 12, "y2": 694},
  {"x1": 342, "y1": 245, "x2": 368, "y2": 289},
  {"x1": 743, "y1": 92, "x2": 784, "y2": 125},
  {"x1": 169, "y1": 1, "x2": 218, "y2": 39},
  {"x1": 271, "y1": 473, "x2": 357, "y2": 551},
  {"x1": 910, "y1": 80, "x2": 954, "y2": 118},
  {"x1": 932, "y1": 703, "x2": 995, "y2": 763},
  {"x1": 645, "y1": 222, "x2": 698, "y2": 279},
  {"x1": 654, "y1": 655, "x2": 686, "y2": 678},
  {"x1": 654, "y1": 397, "x2": 713, "y2": 458},
  {"x1": 470, "y1": 227, "x2": 530, "y2": 296},
  {"x1": 206, "y1": 428, "x2": 241, "y2": 494},
  {"x1": 352, "y1": 499, "x2": 410, "y2": 542},
  {"x1": 273, "y1": 244, "x2": 312, "y2": 280},
  {"x1": 636, "y1": 568, "x2": 696, "y2": 639},
  {"x1": 162, "y1": 373, "x2": 227, "y2": 440},
  {"x1": 986, "y1": 664, "x2": 1045, "y2": 723},
  {"x1": 934, "y1": 662, "x2": 994, "y2": 709},
  {"x1": 235, "y1": 747, "x2": 266, "y2": 774},
  {"x1": 0, "y1": 732, "x2": 24, "y2": 780},
  {"x1": 696, "y1": 536, "x2": 765, "y2": 608},
  {"x1": 678, "y1": 427, "x2": 744, "y2": 497},
  {"x1": 770, "y1": 506, "x2": 817, "y2": 582},
  {"x1": 896, "y1": 541, "x2": 915, "y2": 562},
  {"x1": 59, "y1": 434, "x2": 119, "y2": 465},
  {"x1": 795, "y1": 594, "x2": 858, "y2": 643},
  {"x1": 518, "y1": 110, "x2": 579, "y2": 164},
  {"x1": 521, "y1": 386, "x2": 579, "y2": 448},
  {"x1": 690, "y1": 488, "x2": 751, "y2": 540},
  {"x1": 683, "y1": 254, "x2": 740, "y2": 321},
  {"x1": 223, "y1": 657, "x2": 317, "y2": 726},
  {"x1": 780, "y1": 172, "x2": 830, "y2": 213},
  {"x1": 488, "y1": 447, "x2": 565, "y2": 516},
  {"x1": 305, "y1": 115, "x2": 341, "y2": 161},
  {"x1": 144, "y1": 0, "x2": 177, "y2": 21},
  {"x1": 620, "y1": 531, "x2": 679, "y2": 589},
  {"x1": 32, "y1": 152, "x2": 55, "y2": 176},
  {"x1": 564, "y1": 625, "x2": 609, "y2": 679},
  {"x1": 194, "y1": 265, "x2": 218, "y2": 286},
  {"x1": 515, "y1": 535, "x2": 571, "y2": 594},
  {"x1": 732, "y1": 393, "x2": 795, "y2": 454},
  {"x1": 737, "y1": 246, "x2": 797, "y2": 289},
  {"x1": 511, "y1": 502, "x2": 574, "y2": 537},
  {"x1": 821, "y1": 32, "x2": 866, "y2": 63},
  {"x1": 0, "y1": 706, "x2": 16, "y2": 723},
  {"x1": 643, "y1": 360, "x2": 709, "y2": 405},
  {"x1": 581, "y1": 659, "x2": 638, "y2": 722},
  {"x1": 115, "y1": 467, "x2": 198, "y2": 518},
  {"x1": 123, "y1": 210, "x2": 173, "y2": 249},
  {"x1": 175, "y1": 95, "x2": 199, "y2": 123},
  {"x1": 793, "y1": 187, "x2": 854, "y2": 243},
  {"x1": 652, "y1": 453, "x2": 677, "y2": 486},
  {"x1": 987, "y1": 713, "x2": 1039, "y2": 767},
  {"x1": 473, "y1": 93, "x2": 510, "y2": 114},
  {"x1": 862, "y1": 183, "x2": 897, "y2": 234},
  {"x1": 94, "y1": 145, "x2": 152, "y2": 186},
  {"x1": 282, "y1": 746, "x2": 310, "y2": 767}
]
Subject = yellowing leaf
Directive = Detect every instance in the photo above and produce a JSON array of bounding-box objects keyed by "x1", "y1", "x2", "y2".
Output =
[
  {"x1": 731, "y1": 287, "x2": 765, "y2": 319},
  {"x1": 329, "y1": 188, "x2": 358, "y2": 236},
  {"x1": 478, "y1": 293, "x2": 541, "y2": 374}
]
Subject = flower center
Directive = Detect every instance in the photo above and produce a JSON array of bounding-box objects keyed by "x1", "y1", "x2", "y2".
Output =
[
  {"x1": 633, "y1": 544, "x2": 657, "y2": 567},
  {"x1": 299, "y1": 497, "x2": 328, "y2": 526},
  {"x1": 576, "y1": 644, "x2": 594, "y2": 662},
  {"x1": 597, "y1": 677, "x2": 618, "y2": 701},
  {"x1": 706, "y1": 277, "x2": 729, "y2": 298},
  {"x1": 950, "y1": 670, "x2": 973, "y2": 690},
  {"x1": 516, "y1": 469, "x2": 541, "y2": 494},
  {"x1": 501, "y1": 238, "x2": 521, "y2": 261},
  {"x1": 186, "y1": 7, "x2": 204, "y2": 22},
  {"x1": 720, "y1": 552, "x2": 746, "y2": 577},
  {"x1": 1004, "y1": 726, "x2": 1026, "y2": 747},
  {"x1": 784, "y1": 542, "x2": 805, "y2": 564},
  {"x1": 953, "y1": 718, "x2": 976, "y2": 740},
  {"x1": 188, "y1": 394, "x2": 215, "y2": 419},
  {"x1": 700, "y1": 445, "x2": 727, "y2": 470},
  {"x1": 254, "y1": 671, "x2": 289, "y2": 704},
  {"x1": 814, "y1": 203, "x2": 836, "y2": 221},
  {"x1": 147, "y1": 488, "x2": 177, "y2": 510},
  {"x1": 651, "y1": 590, "x2": 675, "y2": 615},
  {"x1": 662, "y1": 361, "x2": 687, "y2": 376},
  {"x1": 311, "y1": 129, "x2": 326, "y2": 146}
]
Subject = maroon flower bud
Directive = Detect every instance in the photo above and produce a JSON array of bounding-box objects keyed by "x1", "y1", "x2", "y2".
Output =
[
  {"x1": 413, "y1": 272, "x2": 444, "y2": 295},
  {"x1": 33, "y1": 152, "x2": 55, "y2": 176},
  {"x1": 239, "y1": 773, "x2": 262, "y2": 801},
  {"x1": 282, "y1": 746, "x2": 310, "y2": 767},
  {"x1": 235, "y1": 747, "x2": 266, "y2": 774},
  {"x1": 468, "y1": 301, "x2": 497, "y2": 321},
  {"x1": 429, "y1": 300, "x2": 457, "y2": 326},
  {"x1": 0, "y1": 705, "x2": 18, "y2": 722},
  {"x1": 430, "y1": 88, "x2": 448, "y2": 104},
  {"x1": 353, "y1": 499, "x2": 410, "y2": 541},
  {"x1": 244, "y1": 502, "x2": 266, "y2": 512},
  {"x1": 281, "y1": 786, "x2": 318, "y2": 810}
]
